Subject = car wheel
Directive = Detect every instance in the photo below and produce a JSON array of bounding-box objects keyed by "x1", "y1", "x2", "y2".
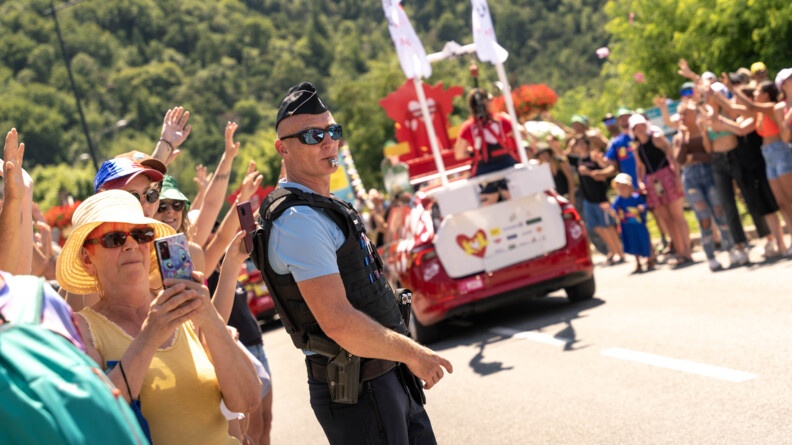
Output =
[
  {"x1": 409, "y1": 310, "x2": 445, "y2": 345},
  {"x1": 565, "y1": 276, "x2": 596, "y2": 302}
]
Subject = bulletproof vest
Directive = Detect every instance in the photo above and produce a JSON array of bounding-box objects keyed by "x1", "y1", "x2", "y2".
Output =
[{"x1": 250, "y1": 187, "x2": 408, "y2": 352}]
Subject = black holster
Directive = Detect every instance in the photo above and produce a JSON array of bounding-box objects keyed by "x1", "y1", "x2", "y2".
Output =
[{"x1": 325, "y1": 349, "x2": 361, "y2": 404}]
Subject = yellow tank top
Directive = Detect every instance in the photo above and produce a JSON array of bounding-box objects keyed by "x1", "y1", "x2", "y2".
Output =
[{"x1": 80, "y1": 308, "x2": 238, "y2": 445}]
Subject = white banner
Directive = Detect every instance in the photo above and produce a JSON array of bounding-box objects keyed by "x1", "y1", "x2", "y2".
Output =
[
  {"x1": 471, "y1": 0, "x2": 508, "y2": 64},
  {"x1": 382, "y1": 0, "x2": 432, "y2": 79}
]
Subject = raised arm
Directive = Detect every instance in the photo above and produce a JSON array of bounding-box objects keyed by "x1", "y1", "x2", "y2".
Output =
[
  {"x1": 203, "y1": 161, "x2": 262, "y2": 274},
  {"x1": 180, "y1": 273, "x2": 262, "y2": 412},
  {"x1": 210, "y1": 231, "x2": 248, "y2": 322},
  {"x1": 653, "y1": 95, "x2": 679, "y2": 131},
  {"x1": 192, "y1": 122, "x2": 242, "y2": 246},
  {"x1": 721, "y1": 73, "x2": 775, "y2": 113},
  {"x1": 0, "y1": 129, "x2": 26, "y2": 274},
  {"x1": 190, "y1": 164, "x2": 212, "y2": 212}
]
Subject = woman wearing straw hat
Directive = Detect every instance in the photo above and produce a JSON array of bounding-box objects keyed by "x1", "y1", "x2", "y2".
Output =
[{"x1": 56, "y1": 190, "x2": 261, "y2": 445}]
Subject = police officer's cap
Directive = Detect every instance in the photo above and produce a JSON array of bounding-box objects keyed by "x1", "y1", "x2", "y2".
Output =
[{"x1": 275, "y1": 82, "x2": 329, "y2": 130}]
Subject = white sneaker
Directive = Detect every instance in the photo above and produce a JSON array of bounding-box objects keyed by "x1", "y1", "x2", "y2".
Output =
[
  {"x1": 708, "y1": 258, "x2": 724, "y2": 271},
  {"x1": 764, "y1": 241, "x2": 779, "y2": 259},
  {"x1": 728, "y1": 249, "x2": 749, "y2": 267}
]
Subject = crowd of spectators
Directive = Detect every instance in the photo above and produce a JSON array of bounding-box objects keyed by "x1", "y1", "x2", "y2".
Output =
[
  {"x1": 526, "y1": 60, "x2": 792, "y2": 272},
  {"x1": 0, "y1": 108, "x2": 273, "y2": 444}
]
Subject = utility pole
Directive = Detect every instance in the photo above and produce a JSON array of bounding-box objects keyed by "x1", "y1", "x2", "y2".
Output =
[{"x1": 46, "y1": 0, "x2": 98, "y2": 172}]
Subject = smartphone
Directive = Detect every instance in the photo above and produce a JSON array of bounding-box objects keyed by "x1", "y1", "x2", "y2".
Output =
[
  {"x1": 154, "y1": 233, "x2": 195, "y2": 284},
  {"x1": 236, "y1": 201, "x2": 256, "y2": 254}
]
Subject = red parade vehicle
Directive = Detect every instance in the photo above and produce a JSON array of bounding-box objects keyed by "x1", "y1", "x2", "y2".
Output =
[
  {"x1": 239, "y1": 259, "x2": 278, "y2": 326},
  {"x1": 377, "y1": 79, "x2": 595, "y2": 344}
]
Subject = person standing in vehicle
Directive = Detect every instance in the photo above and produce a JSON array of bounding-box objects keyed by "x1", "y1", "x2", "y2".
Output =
[
  {"x1": 250, "y1": 82, "x2": 452, "y2": 445},
  {"x1": 454, "y1": 88, "x2": 519, "y2": 205}
]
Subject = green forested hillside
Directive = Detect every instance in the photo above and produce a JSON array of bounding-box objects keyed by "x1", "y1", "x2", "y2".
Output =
[
  {"x1": 0, "y1": 0, "x2": 610, "y2": 205},
  {"x1": 1, "y1": 0, "x2": 790, "y2": 208}
]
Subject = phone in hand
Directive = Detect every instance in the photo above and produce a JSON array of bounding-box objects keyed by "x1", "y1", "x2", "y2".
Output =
[
  {"x1": 236, "y1": 201, "x2": 256, "y2": 254},
  {"x1": 154, "y1": 233, "x2": 195, "y2": 285}
]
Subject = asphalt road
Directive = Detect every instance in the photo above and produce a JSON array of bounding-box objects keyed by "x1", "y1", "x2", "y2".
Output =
[{"x1": 262, "y1": 247, "x2": 792, "y2": 444}]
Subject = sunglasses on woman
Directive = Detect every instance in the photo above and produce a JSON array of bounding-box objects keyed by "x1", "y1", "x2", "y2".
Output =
[
  {"x1": 129, "y1": 188, "x2": 160, "y2": 204},
  {"x1": 84, "y1": 227, "x2": 156, "y2": 248},
  {"x1": 279, "y1": 124, "x2": 343, "y2": 145},
  {"x1": 157, "y1": 200, "x2": 185, "y2": 213}
]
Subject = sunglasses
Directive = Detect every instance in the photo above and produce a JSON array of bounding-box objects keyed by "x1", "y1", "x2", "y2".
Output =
[
  {"x1": 280, "y1": 124, "x2": 343, "y2": 145},
  {"x1": 603, "y1": 118, "x2": 617, "y2": 126},
  {"x1": 129, "y1": 188, "x2": 160, "y2": 204},
  {"x1": 680, "y1": 88, "x2": 694, "y2": 97},
  {"x1": 84, "y1": 227, "x2": 155, "y2": 249},
  {"x1": 157, "y1": 200, "x2": 185, "y2": 213}
]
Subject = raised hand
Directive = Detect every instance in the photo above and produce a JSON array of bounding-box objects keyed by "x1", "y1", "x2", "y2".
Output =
[
  {"x1": 224, "y1": 231, "x2": 249, "y2": 267},
  {"x1": 224, "y1": 121, "x2": 240, "y2": 158},
  {"x1": 677, "y1": 59, "x2": 696, "y2": 80},
  {"x1": 238, "y1": 161, "x2": 264, "y2": 208},
  {"x1": 142, "y1": 281, "x2": 203, "y2": 346},
  {"x1": 33, "y1": 221, "x2": 53, "y2": 260},
  {"x1": 2, "y1": 128, "x2": 26, "y2": 202},
  {"x1": 193, "y1": 164, "x2": 212, "y2": 191},
  {"x1": 158, "y1": 107, "x2": 192, "y2": 165},
  {"x1": 160, "y1": 106, "x2": 192, "y2": 148}
]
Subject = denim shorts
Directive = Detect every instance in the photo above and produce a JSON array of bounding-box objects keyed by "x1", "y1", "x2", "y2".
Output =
[
  {"x1": 583, "y1": 199, "x2": 614, "y2": 228},
  {"x1": 246, "y1": 342, "x2": 271, "y2": 375},
  {"x1": 761, "y1": 140, "x2": 792, "y2": 180}
]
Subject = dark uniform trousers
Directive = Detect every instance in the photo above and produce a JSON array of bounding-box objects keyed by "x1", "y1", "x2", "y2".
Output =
[{"x1": 308, "y1": 366, "x2": 436, "y2": 445}]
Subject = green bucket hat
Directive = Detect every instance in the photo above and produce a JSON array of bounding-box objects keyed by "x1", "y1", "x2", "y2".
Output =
[
  {"x1": 570, "y1": 115, "x2": 589, "y2": 126},
  {"x1": 159, "y1": 175, "x2": 191, "y2": 209},
  {"x1": 615, "y1": 106, "x2": 632, "y2": 118}
]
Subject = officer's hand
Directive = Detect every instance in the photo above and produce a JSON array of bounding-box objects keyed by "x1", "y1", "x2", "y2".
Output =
[{"x1": 408, "y1": 346, "x2": 453, "y2": 390}]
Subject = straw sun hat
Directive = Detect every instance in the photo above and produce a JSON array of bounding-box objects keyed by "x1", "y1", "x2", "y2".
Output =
[{"x1": 56, "y1": 190, "x2": 175, "y2": 295}]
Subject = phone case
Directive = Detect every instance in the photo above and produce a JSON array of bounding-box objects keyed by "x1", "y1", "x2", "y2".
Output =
[
  {"x1": 154, "y1": 233, "x2": 195, "y2": 282},
  {"x1": 236, "y1": 201, "x2": 255, "y2": 254}
]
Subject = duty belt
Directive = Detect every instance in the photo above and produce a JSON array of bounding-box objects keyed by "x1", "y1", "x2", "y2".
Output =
[{"x1": 306, "y1": 357, "x2": 397, "y2": 383}]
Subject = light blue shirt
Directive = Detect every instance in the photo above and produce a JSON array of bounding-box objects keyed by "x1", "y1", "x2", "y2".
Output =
[{"x1": 267, "y1": 181, "x2": 346, "y2": 282}]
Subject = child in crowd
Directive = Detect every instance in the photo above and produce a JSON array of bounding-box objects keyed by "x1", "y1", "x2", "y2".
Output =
[{"x1": 609, "y1": 173, "x2": 655, "y2": 272}]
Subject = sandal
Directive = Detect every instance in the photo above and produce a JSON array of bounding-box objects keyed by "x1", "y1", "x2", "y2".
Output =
[{"x1": 672, "y1": 257, "x2": 694, "y2": 268}]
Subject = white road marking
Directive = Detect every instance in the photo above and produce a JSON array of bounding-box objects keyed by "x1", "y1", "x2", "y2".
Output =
[
  {"x1": 601, "y1": 347, "x2": 758, "y2": 383},
  {"x1": 490, "y1": 327, "x2": 758, "y2": 383},
  {"x1": 490, "y1": 327, "x2": 569, "y2": 346}
]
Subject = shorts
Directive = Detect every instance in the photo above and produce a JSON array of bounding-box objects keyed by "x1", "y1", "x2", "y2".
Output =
[
  {"x1": 246, "y1": 342, "x2": 271, "y2": 376},
  {"x1": 761, "y1": 140, "x2": 792, "y2": 180},
  {"x1": 644, "y1": 165, "x2": 684, "y2": 209},
  {"x1": 583, "y1": 199, "x2": 614, "y2": 228},
  {"x1": 480, "y1": 179, "x2": 509, "y2": 195}
]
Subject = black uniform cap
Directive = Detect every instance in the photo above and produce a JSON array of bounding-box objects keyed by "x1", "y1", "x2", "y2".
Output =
[{"x1": 275, "y1": 82, "x2": 329, "y2": 130}]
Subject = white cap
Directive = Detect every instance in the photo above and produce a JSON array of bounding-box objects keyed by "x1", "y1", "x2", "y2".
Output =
[
  {"x1": 702, "y1": 71, "x2": 717, "y2": 82},
  {"x1": 711, "y1": 82, "x2": 731, "y2": 98},
  {"x1": 628, "y1": 114, "x2": 648, "y2": 130},
  {"x1": 775, "y1": 68, "x2": 792, "y2": 91}
]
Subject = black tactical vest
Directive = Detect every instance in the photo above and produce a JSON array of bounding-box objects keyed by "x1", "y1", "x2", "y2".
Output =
[{"x1": 250, "y1": 187, "x2": 408, "y2": 352}]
